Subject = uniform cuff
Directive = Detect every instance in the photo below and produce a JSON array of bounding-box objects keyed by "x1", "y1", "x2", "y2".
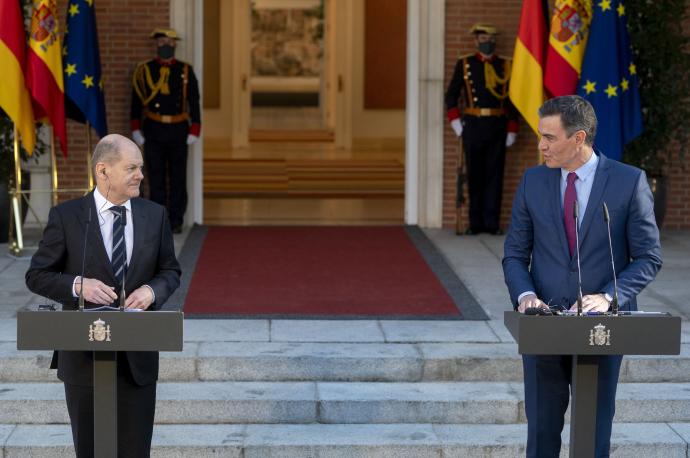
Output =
[
  {"x1": 447, "y1": 108, "x2": 460, "y2": 122},
  {"x1": 189, "y1": 123, "x2": 201, "y2": 137},
  {"x1": 507, "y1": 120, "x2": 519, "y2": 133},
  {"x1": 131, "y1": 119, "x2": 141, "y2": 131}
]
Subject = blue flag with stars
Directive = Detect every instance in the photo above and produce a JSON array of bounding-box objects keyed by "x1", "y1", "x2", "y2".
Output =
[
  {"x1": 576, "y1": 0, "x2": 642, "y2": 161},
  {"x1": 63, "y1": 0, "x2": 107, "y2": 137}
]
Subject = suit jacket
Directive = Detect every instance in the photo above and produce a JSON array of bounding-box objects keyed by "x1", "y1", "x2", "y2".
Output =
[
  {"x1": 503, "y1": 153, "x2": 662, "y2": 310},
  {"x1": 26, "y1": 193, "x2": 181, "y2": 386}
]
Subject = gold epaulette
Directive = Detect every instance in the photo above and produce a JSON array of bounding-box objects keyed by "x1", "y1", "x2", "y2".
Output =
[{"x1": 456, "y1": 52, "x2": 474, "y2": 60}]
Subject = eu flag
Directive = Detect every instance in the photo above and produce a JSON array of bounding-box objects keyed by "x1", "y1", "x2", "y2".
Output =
[
  {"x1": 63, "y1": 0, "x2": 107, "y2": 137},
  {"x1": 576, "y1": 0, "x2": 642, "y2": 161}
]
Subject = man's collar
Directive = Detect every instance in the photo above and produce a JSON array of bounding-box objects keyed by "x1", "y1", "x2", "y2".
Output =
[
  {"x1": 475, "y1": 52, "x2": 496, "y2": 62},
  {"x1": 155, "y1": 57, "x2": 177, "y2": 66},
  {"x1": 561, "y1": 150, "x2": 598, "y2": 182},
  {"x1": 94, "y1": 187, "x2": 132, "y2": 213}
]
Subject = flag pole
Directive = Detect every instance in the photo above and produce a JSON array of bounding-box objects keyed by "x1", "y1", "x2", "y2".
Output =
[
  {"x1": 9, "y1": 125, "x2": 23, "y2": 256},
  {"x1": 50, "y1": 126, "x2": 58, "y2": 207},
  {"x1": 86, "y1": 122, "x2": 93, "y2": 190}
]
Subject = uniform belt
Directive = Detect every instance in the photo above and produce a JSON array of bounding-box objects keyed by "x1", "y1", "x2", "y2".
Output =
[
  {"x1": 464, "y1": 107, "x2": 505, "y2": 117},
  {"x1": 143, "y1": 110, "x2": 189, "y2": 124}
]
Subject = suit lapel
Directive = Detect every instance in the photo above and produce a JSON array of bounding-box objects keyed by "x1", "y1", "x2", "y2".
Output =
[
  {"x1": 549, "y1": 168, "x2": 571, "y2": 260},
  {"x1": 579, "y1": 153, "x2": 610, "y2": 247},
  {"x1": 81, "y1": 193, "x2": 115, "y2": 282},
  {"x1": 127, "y1": 198, "x2": 147, "y2": 281}
]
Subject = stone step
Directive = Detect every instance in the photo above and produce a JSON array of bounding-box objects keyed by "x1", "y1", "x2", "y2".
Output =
[
  {"x1": 0, "y1": 423, "x2": 687, "y2": 457},
  {"x1": 4, "y1": 341, "x2": 690, "y2": 383},
  {"x1": 2, "y1": 381, "x2": 690, "y2": 425}
]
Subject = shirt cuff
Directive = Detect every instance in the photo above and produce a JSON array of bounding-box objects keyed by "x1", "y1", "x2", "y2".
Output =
[
  {"x1": 518, "y1": 291, "x2": 536, "y2": 304},
  {"x1": 72, "y1": 276, "x2": 81, "y2": 298},
  {"x1": 143, "y1": 284, "x2": 156, "y2": 304}
]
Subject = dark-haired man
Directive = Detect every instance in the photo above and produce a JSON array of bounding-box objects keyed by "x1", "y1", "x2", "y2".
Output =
[{"x1": 503, "y1": 95, "x2": 662, "y2": 457}]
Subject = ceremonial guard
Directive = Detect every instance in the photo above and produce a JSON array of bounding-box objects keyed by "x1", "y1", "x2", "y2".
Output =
[
  {"x1": 131, "y1": 28, "x2": 201, "y2": 234},
  {"x1": 445, "y1": 23, "x2": 518, "y2": 235}
]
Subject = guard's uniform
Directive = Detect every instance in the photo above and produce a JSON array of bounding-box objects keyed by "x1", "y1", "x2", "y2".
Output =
[
  {"x1": 131, "y1": 58, "x2": 200, "y2": 229},
  {"x1": 445, "y1": 53, "x2": 518, "y2": 234}
]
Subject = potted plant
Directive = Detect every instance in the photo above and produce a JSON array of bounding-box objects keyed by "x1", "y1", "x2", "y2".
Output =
[{"x1": 623, "y1": 0, "x2": 690, "y2": 228}]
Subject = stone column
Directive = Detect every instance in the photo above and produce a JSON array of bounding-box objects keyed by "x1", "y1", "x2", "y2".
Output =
[
  {"x1": 405, "y1": 0, "x2": 445, "y2": 228},
  {"x1": 171, "y1": 0, "x2": 204, "y2": 226}
]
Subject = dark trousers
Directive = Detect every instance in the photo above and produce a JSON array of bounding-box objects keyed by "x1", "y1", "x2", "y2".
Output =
[
  {"x1": 462, "y1": 116, "x2": 507, "y2": 233},
  {"x1": 64, "y1": 354, "x2": 157, "y2": 458},
  {"x1": 522, "y1": 354, "x2": 623, "y2": 458},
  {"x1": 143, "y1": 122, "x2": 188, "y2": 228}
]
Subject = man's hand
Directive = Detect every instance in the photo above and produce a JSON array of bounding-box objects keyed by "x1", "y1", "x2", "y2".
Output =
[
  {"x1": 132, "y1": 130, "x2": 145, "y2": 145},
  {"x1": 505, "y1": 132, "x2": 517, "y2": 147},
  {"x1": 450, "y1": 119, "x2": 463, "y2": 137},
  {"x1": 76, "y1": 277, "x2": 118, "y2": 305},
  {"x1": 125, "y1": 286, "x2": 154, "y2": 310},
  {"x1": 571, "y1": 294, "x2": 610, "y2": 313},
  {"x1": 186, "y1": 134, "x2": 198, "y2": 145},
  {"x1": 518, "y1": 293, "x2": 548, "y2": 313}
]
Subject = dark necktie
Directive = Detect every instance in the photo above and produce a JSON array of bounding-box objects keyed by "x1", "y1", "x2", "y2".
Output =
[
  {"x1": 564, "y1": 172, "x2": 578, "y2": 257},
  {"x1": 110, "y1": 206, "x2": 127, "y2": 287}
]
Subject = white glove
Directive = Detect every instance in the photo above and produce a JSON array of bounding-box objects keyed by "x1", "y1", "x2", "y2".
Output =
[
  {"x1": 132, "y1": 130, "x2": 145, "y2": 145},
  {"x1": 506, "y1": 132, "x2": 517, "y2": 148},
  {"x1": 186, "y1": 134, "x2": 198, "y2": 145},
  {"x1": 450, "y1": 118, "x2": 463, "y2": 137}
]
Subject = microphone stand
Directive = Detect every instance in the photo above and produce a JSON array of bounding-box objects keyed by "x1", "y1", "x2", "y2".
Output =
[
  {"x1": 603, "y1": 202, "x2": 620, "y2": 315},
  {"x1": 119, "y1": 206, "x2": 126, "y2": 311},
  {"x1": 79, "y1": 207, "x2": 92, "y2": 311},
  {"x1": 573, "y1": 201, "x2": 583, "y2": 316}
]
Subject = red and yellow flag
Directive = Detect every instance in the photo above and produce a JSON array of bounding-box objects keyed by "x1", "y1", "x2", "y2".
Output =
[
  {"x1": 0, "y1": 0, "x2": 36, "y2": 154},
  {"x1": 509, "y1": 0, "x2": 549, "y2": 134},
  {"x1": 25, "y1": 0, "x2": 67, "y2": 155},
  {"x1": 544, "y1": 0, "x2": 593, "y2": 97}
]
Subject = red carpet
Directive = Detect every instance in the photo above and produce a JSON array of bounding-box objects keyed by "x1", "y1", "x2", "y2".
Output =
[{"x1": 183, "y1": 227, "x2": 461, "y2": 316}]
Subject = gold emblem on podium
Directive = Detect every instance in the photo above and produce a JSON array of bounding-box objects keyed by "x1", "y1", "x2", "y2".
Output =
[
  {"x1": 89, "y1": 318, "x2": 111, "y2": 342},
  {"x1": 589, "y1": 323, "x2": 610, "y2": 346}
]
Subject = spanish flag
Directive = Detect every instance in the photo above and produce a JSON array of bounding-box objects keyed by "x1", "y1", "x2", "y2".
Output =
[
  {"x1": 0, "y1": 0, "x2": 36, "y2": 154},
  {"x1": 544, "y1": 0, "x2": 593, "y2": 97},
  {"x1": 25, "y1": 0, "x2": 67, "y2": 155},
  {"x1": 509, "y1": 0, "x2": 549, "y2": 134}
]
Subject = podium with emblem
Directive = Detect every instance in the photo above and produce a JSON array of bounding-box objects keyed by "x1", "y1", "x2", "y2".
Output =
[
  {"x1": 17, "y1": 309, "x2": 183, "y2": 458},
  {"x1": 504, "y1": 311, "x2": 681, "y2": 457}
]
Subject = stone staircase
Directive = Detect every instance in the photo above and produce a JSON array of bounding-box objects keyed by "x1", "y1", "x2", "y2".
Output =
[{"x1": 2, "y1": 320, "x2": 690, "y2": 456}]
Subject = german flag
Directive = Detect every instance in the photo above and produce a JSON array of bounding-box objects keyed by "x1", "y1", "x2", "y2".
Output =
[
  {"x1": 0, "y1": 0, "x2": 36, "y2": 154},
  {"x1": 509, "y1": 0, "x2": 549, "y2": 134},
  {"x1": 26, "y1": 0, "x2": 67, "y2": 155}
]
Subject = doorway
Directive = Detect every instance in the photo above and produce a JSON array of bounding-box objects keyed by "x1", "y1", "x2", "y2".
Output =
[
  {"x1": 200, "y1": 0, "x2": 408, "y2": 226},
  {"x1": 249, "y1": 1, "x2": 334, "y2": 141}
]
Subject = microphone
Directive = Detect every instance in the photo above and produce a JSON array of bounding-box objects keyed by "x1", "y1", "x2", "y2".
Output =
[
  {"x1": 119, "y1": 206, "x2": 126, "y2": 311},
  {"x1": 573, "y1": 200, "x2": 583, "y2": 316},
  {"x1": 78, "y1": 207, "x2": 92, "y2": 311},
  {"x1": 602, "y1": 202, "x2": 620, "y2": 315}
]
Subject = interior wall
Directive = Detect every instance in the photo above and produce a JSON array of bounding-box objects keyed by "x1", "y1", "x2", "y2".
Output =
[
  {"x1": 203, "y1": 0, "x2": 234, "y2": 148},
  {"x1": 351, "y1": 0, "x2": 406, "y2": 145}
]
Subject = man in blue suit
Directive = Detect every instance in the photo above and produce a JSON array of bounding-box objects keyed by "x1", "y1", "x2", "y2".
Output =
[{"x1": 503, "y1": 95, "x2": 662, "y2": 457}]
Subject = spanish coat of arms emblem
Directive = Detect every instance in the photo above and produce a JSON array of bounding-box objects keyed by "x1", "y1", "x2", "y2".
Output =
[{"x1": 88, "y1": 318, "x2": 111, "y2": 342}]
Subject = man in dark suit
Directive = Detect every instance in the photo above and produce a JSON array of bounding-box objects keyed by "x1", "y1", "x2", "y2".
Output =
[
  {"x1": 26, "y1": 134, "x2": 181, "y2": 457},
  {"x1": 503, "y1": 95, "x2": 662, "y2": 457}
]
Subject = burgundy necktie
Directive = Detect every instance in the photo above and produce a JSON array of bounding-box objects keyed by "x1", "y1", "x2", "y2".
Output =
[{"x1": 564, "y1": 172, "x2": 578, "y2": 257}]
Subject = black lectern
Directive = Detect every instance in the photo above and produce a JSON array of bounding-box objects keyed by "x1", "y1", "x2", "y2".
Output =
[
  {"x1": 17, "y1": 310, "x2": 183, "y2": 458},
  {"x1": 504, "y1": 311, "x2": 681, "y2": 458}
]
